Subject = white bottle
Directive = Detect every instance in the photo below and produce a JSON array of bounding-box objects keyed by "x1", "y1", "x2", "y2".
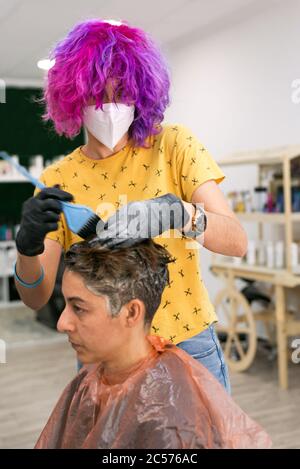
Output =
[
  {"x1": 243, "y1": 190, "x2": 252, "y2": 213},
  {"x1": 233, "y1": 256, "x2": 242, "y2": 265},
  {"x1": 290, "y1": 242, "x2": 298, "y2": 269},
  {"x1": 257, "y1": 241, "x2": 266, "y2": 266},
  {"x1": 247, "y1": 240, "x2": 256, "y2": 266},
  {"x1": 275, "y1": 241, "x2": 284, "y2": 269},
  {"x1": 35, "y1": 155, "x2": 44, "y2": 174},
  {"x1": 11, "y1": 155, "x2": 19, "y2": 178},
  {"x1": 266, "y1": 241, "x2": 274, "y2": 269}
]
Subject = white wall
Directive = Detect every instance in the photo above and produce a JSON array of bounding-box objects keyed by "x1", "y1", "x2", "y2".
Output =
[{"x1": 164, "y1": 0, "x2": 300, "y2": 318}]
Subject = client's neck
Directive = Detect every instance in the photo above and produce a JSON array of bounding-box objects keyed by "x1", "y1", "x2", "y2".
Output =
[{"x1": 102, "y1": 333, "x2": 153, "y2": 383}]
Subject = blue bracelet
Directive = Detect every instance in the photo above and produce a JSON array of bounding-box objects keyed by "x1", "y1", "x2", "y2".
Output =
[{"x1": 14, "y1": 262, "x2": 45, "y2": 288}]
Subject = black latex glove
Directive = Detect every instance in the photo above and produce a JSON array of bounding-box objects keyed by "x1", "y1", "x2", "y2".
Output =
[{"x1": 16, "y1": 186, "x2": 74, "y2": 256}]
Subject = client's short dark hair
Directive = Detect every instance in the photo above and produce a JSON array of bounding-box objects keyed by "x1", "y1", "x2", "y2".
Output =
[{"x1": 64, "y1": 238, "x2": 173, "y2": 325}]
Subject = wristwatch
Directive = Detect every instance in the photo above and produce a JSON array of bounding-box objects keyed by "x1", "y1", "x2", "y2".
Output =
[{"x1": 185, "y1": 203, "x2": 207, "y2": 238}]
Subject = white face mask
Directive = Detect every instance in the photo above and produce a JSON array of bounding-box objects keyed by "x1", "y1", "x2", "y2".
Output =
[{"x1": 83, "y1": 103, "x2": 135, "y2": 151}]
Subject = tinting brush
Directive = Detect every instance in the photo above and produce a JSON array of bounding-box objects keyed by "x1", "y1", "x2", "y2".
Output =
[{"x1": 0, "y1": 151, "x2": 105, "y2": 239}]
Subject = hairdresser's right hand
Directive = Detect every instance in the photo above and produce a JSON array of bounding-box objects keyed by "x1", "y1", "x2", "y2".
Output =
[{"x1": 16, "y1": 186, "x2": 74, "y2": 256}]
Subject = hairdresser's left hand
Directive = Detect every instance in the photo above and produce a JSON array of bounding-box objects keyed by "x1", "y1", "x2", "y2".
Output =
[{"x1": 96, "y1": 193, "x2": 190, "y2": 248}]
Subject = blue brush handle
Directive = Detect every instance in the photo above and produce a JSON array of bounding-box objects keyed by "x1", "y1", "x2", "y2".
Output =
[{"x1": 0, "y1": 152, "x2": 46, "y2": 190}]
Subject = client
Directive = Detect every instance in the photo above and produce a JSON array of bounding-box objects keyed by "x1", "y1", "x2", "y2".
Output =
[{"x1": 35, "y1": 238, "x2": 271, "y2": 449}]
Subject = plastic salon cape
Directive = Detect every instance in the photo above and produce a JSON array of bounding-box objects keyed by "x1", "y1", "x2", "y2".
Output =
[{"x1": 35, "y1": 336, "x2": 271, "y2": 449}]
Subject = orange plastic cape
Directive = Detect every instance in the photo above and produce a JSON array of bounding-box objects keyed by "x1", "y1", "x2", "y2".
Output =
[{"x1": 35, "y1": 336, "x2": 271, "y2": 449}]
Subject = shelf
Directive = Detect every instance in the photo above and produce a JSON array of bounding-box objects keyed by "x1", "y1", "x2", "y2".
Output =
[
  {"x1": 218, "y1": 144, "x2": 300, "y2": 166},
  {"x1": 236, "y1": 212, "x2": 285, "y2": 223},
  {"x1": 0, "y1": 300, "x2": 24, "y2": 309},
  {"x1": 211, "y1": 260, "x2": 288, "y2": 276},
  {"x1": 292, "y1": 213, "x2": 300, "y2": 221},
  {"x1": 211, "y1": 260, "x2": 300, "y2": 286},
  {"x1": 235, "y1": 212, "x2": 300, "y2": 223},
  {"x1": 0, "y1": 271, "x2": 14, "y2": 278},
  {"x1": 213, "y1": 260, "x2": 300, "y2": 275},
  {"x1": 0, "y1": 241, "x2": 16, "y2": 248},
  {"x1": 0, "y1": 176, "x2": 30, "y2": 183}
]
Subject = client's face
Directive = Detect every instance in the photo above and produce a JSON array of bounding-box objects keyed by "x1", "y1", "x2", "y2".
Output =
[{"x1": 57, "y1": 270, "x2": 128, "y2": 364}]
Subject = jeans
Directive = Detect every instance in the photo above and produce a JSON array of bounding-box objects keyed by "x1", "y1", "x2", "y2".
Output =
[{"x1": 177, "y1": 324, "x2": 231, "y2": 394}]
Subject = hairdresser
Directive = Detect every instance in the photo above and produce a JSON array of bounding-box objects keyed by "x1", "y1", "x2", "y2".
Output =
[{"x1": 14, "y1": 19, "x2": 247, "y2": 392}]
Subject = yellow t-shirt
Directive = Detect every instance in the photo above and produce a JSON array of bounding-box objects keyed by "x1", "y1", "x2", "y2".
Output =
[{"x1": 37, "y1": 124, "x2": 225, "y2": 344}]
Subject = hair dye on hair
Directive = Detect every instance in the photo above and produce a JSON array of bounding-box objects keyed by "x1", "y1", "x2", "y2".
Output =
[{"x1": 64, "y1": 238, "x2": 174, "y2": 324}]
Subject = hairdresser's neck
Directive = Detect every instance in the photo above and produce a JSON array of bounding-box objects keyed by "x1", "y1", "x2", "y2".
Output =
[
  {"x1": 102, "y1": 332, "x2": 153, "y2": 383},
  {"x1": 81, "y1": 131, "x2": 129, "y2": 160}
]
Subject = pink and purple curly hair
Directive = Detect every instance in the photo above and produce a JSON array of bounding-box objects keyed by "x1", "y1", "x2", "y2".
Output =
[{"x1": 43, "y1": 19, "x2": 171, "y2": 147}]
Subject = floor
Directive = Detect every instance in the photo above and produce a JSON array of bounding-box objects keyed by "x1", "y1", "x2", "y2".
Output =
[
  {"x1": 0, "y1": 308, "x2": 300, "y2": 449},
  {"x1": 0, "y1": 305, "x2": 62, "y2": 346}
]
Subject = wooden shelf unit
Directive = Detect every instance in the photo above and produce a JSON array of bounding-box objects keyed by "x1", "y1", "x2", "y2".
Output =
[
  {"x1": 236, "y1": 212, "x2": 300, "y2": 223},
  {"x1": 211, "y1": 144, "x2": 300, "y2": 389},
  {"x1": 215, "y1": 144, "x2": 300, "y2": 273}
]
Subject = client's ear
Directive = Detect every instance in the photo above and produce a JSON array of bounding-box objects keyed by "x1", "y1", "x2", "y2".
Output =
[{"x1": 123, "y1": 299, "x2": 145, "y2": 328}]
